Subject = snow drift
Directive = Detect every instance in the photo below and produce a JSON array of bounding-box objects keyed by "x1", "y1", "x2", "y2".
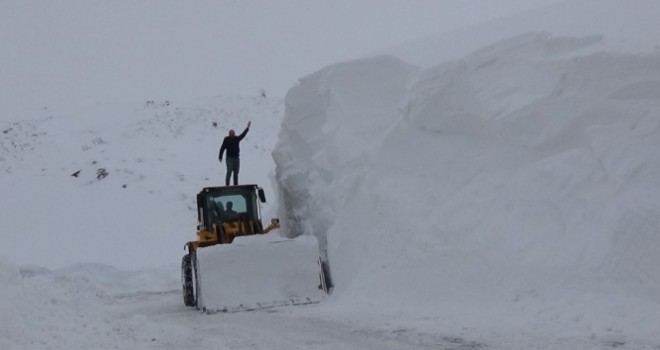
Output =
[
  {"x1": 274, "y1": 32, "x2": 660, "y2": 341},
  {"x1": 0, "y1": 260, "x2": 178, "y2": 349}
]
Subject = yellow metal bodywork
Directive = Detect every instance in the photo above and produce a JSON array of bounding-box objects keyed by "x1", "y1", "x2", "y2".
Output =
[
  {"x1": 184, "y1": 184, "x2": 280, "y2": 253},
  {"x1": 186, "y1": 221, "x2": 280, "y2": 252}
]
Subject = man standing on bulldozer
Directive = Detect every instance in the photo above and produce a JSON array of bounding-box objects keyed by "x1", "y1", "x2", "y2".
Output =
[{"x1": 219, "y1": 121, "x2": 251, "y2": 186}]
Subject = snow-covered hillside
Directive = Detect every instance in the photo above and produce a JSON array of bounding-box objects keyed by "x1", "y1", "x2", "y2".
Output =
[{"x1": 1, "y1": 95, "x2": 283, "y2": 269}]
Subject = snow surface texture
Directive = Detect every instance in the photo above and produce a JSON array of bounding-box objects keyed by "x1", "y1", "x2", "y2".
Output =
[
  {"x1": 3, "y1": 0, "x2": 660, "y2": 349},
  {"x1": 196, "y1": 235, "x2": 325, "y2": 312},
  {"x1": 274, "y1": 33, "x2": 660, "y2": 347}
]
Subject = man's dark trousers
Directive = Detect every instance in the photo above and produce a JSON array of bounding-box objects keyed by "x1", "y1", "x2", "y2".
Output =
[{"x1": 225, "y1": 157, "x2": 240, "y2": 186}]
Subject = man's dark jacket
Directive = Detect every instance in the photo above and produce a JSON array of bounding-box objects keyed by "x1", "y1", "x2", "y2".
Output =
[{"x1": 219, "y1": 127, "x2": 249, "y2": 160}]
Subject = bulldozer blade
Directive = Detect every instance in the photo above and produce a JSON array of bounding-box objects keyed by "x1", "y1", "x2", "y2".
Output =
[{"x1": 195, "y1": 235, "x2": 326, "y2": 313}]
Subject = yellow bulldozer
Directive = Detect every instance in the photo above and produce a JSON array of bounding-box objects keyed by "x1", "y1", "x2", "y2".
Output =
[{"x1": 181, "y1": 184, "x2": 331, "y2": 312}]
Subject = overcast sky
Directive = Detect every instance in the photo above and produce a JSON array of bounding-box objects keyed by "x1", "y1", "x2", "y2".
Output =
[{"x1": 0, "y1": 0, "x2": 565, "y2": 117}]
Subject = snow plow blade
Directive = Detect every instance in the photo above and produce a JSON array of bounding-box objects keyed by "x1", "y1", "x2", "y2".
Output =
[{"x1": 196, "y1": 234, "x2": 326, "y2": 313}]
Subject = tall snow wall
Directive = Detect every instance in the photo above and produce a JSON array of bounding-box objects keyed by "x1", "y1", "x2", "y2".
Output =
[
  {"x1": 273, "y1": 32, "x2": 660, "y2": 336},
  {"x1": 272, "y1": 55, "x2": 416, "y2": 258}
]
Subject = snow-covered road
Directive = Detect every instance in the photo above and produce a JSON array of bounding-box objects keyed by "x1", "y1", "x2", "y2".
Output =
[
  {"x1": 4, "y1": 263, "x2": 476, "y2": 350},
  {"x1": 124, "y1": 292, "x2": 442, "y2": 350},
  {"x1": 5, "y1": 256, "x2": 659, "y2": 350}
]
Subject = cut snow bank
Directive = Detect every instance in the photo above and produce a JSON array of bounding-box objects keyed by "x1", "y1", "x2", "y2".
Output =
[
  {"x1": 273, "y1": 32, "x2": 660, "y2": 342},
  {"x1": 272, "y1": 55, "x2": 417, "y2": 258}
]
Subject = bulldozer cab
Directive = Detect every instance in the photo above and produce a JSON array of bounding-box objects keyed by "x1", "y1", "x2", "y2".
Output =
[
  {"x1": 195, "y1": 185, "x2": 275, "y2": 245},
  {"x1": 202, "y1": 188, "x2": 260, "y2": 225}
]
